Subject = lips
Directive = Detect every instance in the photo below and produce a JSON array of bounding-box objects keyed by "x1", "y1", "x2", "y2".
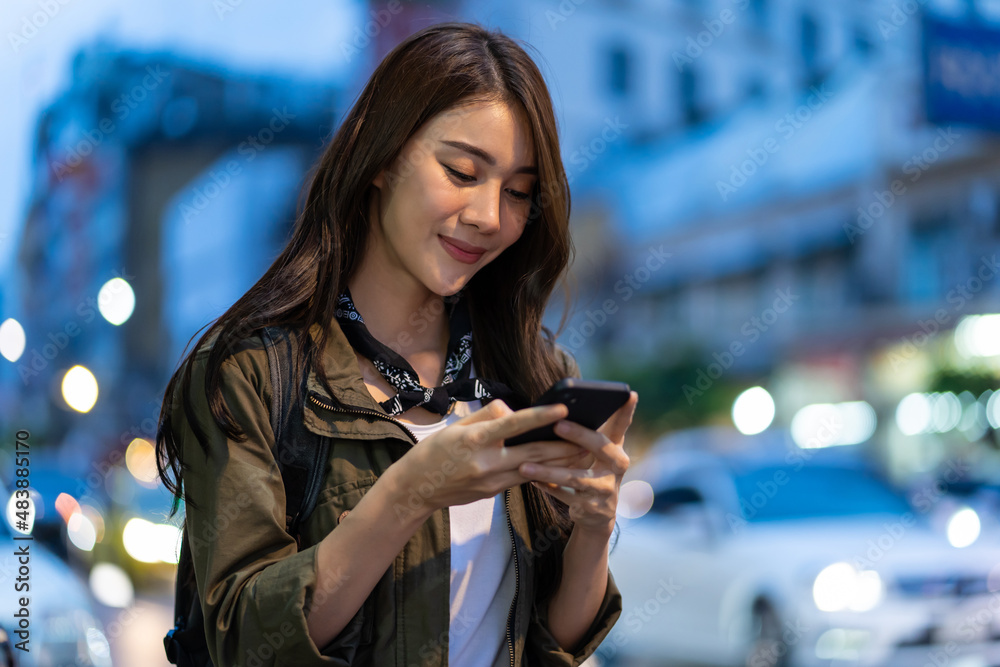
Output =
[{"x1": 439, "y1": 235, "x2": 486, "y2": 264}]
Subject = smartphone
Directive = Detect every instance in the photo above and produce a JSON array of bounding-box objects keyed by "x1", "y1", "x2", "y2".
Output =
[{"x1": 503, "y1": 378, "x2": 632, "y2": 446}]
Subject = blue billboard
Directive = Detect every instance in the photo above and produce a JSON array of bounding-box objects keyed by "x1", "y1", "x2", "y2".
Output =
[{"x1": 923, "y1": 14, "x2": 1000, "y2": 132}]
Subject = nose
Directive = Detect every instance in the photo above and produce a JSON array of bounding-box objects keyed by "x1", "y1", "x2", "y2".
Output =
[{"x1": 460, "y1": 180, "x2": 502, "y2": 234}]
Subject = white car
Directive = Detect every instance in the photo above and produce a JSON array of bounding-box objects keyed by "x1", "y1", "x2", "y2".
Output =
[
  {"x1": 0, "y1": 480, "x2": 112, "y2": 667},
  {"x1": 601, "y1": 427, "x2": 1000, "y2": 667}
]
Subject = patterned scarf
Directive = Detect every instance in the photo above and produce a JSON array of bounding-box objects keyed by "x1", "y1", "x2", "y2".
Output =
[{"x1": 334, "y1": 288, "x2": 514, "y2": 416}]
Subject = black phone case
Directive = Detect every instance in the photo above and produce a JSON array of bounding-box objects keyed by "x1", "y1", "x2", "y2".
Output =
[{"x1": 503, "y1": 378, "x2": 631, "y2": 446}]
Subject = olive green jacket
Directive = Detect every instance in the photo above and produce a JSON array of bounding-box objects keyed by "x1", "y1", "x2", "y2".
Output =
[{"x1": 173, "y1": 317, "x2": 623, "y2": 667}]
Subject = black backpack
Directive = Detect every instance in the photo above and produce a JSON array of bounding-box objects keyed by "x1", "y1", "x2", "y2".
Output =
[{"x1": 163, "y1": 326, "x2": 331, "y2": 666}]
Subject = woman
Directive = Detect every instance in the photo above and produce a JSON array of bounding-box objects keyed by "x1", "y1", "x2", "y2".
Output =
[{"x1": 156, "y1": 21, "x2": 638, "y2": 667}]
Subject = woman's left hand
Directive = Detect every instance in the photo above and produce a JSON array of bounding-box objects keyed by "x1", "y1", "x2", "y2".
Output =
[{"x1": 518, "y1": 391, "x2": 638, "y2": 536}]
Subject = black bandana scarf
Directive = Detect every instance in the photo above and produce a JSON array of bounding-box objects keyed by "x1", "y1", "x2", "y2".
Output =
[{"x1": 334, "y1": 288, "x2": 515, "y2": 416}]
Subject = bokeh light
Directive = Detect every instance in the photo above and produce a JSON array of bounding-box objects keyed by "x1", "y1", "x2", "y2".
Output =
[
  {"x1": 791, "y1": 401, "x2": 877, "y2": 448},
  {"x1": 125, "y1": 437, "x2": 159, "y2": 486},
  {"x1": 97, "y1": 277, "x2": 136, "y2": 325},
  {"x1": 89, "y1": 563, "x2": 135, "y2": 608},
  {"x1": 61, "y1": 365, "x2": 99, "y2": 412},
  {"x1": 732, "y1": 386, "x2": 775, "y2": 435},
  {"x1": 0, "y1": 318, "x2": 26, "y2": 362},
  {"x1": 895, "y1": 393, "x2": 932, "y2": 435},
  {"x1": 67, "y1": 512, "x2": 97, "y2": 551},
  {"x1": 122, "y1": 518, "x2": 182, "y2": 564},
  {"x1": 946, "y1": 507, "x2": 981, "y2": 548},
  {"x1": 618, "y1": 480, "x2": 655, "y2": 519}
]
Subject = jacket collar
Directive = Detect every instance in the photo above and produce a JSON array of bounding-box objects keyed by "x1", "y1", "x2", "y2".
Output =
[{"x1": 300, "y1": 316, "x2": 417, "y2": 442}]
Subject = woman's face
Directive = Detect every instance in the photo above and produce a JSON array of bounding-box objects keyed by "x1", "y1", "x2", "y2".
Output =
[{"x1": 367, "y1": 99, "x2": 538, "y2": 297}]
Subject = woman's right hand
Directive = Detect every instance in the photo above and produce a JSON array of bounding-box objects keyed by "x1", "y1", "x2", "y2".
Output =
[{"x1": 392, "y1": 399, "x2": 588, "y2": 511}]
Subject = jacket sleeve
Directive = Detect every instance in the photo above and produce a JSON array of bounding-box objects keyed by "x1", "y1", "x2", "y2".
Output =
[
  {"x1": 525, "y1": 569, "x2": 623, "y2": 666},
  {"x1": 524, "y1": 343, "x2": 625, "y2": 665},
  {"x1": 175, "y1": 346, "x2": 359, "y2": 666}
]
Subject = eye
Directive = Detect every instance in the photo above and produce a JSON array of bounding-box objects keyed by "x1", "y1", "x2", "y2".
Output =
[
  {"x1": 443, "y1": 164, "x2": 475, "y2": 182},
  {"x1": 445, "y1": 164, "x2": 532, "y2": 201}
]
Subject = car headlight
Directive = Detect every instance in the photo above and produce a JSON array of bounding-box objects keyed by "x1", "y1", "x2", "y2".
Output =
[{"x1": 812, "y1": 562, "x2": 883, "y2": 612}]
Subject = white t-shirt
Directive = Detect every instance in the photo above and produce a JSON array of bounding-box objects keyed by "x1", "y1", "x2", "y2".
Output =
[{"x1": 400, "y1": 371, "x2": 517, "y2": 667}]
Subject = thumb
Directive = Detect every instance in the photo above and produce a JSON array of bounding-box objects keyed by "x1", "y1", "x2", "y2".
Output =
[{"x1": 599, "y1": 391, "x2": 638, "y2": 444}]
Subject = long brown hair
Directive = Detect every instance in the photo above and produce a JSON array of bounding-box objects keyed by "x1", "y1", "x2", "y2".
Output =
[{"x1": 156, "y1": 21, "x2": 583, "y2": 603}]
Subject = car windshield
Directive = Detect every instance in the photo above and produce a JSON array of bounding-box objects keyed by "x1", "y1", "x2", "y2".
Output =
[{"x1": 732, "y1": 465, "x2": 913, "y2": 521}]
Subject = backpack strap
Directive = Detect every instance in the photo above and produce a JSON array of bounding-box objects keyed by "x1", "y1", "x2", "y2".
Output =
[
  {"x1": 164, "y1": 327, "x2": 331, "y2": 665},
  {"x1": 260, "y1": 325, "x2": 331, "y2": 537}
]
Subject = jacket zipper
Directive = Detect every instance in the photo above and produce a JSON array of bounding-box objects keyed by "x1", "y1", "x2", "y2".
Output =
[
  {"x1": 308, "y1": 391, "x2": 418, "y2": 443},
  {"x1": 307, "y1": 390, "x2": 415, "y2": 649},
  {"x1": 504, "y1": 487, "x2": 518, "y2": 667}
]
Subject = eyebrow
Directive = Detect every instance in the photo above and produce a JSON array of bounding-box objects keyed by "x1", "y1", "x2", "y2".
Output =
[{"x1": 440, "y1": 140, "x2": 538, "y2": 175}]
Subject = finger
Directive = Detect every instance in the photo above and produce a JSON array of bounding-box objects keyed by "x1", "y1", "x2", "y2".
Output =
[
  {"x1": 566, "y1": 451, "x2": 597, "y2": 469},
  {"x1": 551, "y1": 420, "x2": 629, "y2": 474},
  {"x1": 518, "y1": 462, "x2": 605, "y2": 493},
  {"x1": 598, "y1": 391, "x2": 638, "y2": 445},
  {"x1": 454, "y1": 398, "x2": 513, "y2": 426},
  {"x1": 469, "y1": 403, "x2": 569, "y2": 444},
  {"x1": 528, "y1": 480, "x2": 582, "y2": 505},
  {"x1": 532, "y1": 447, "x2": 592, "y2": 469},
  {"x1": 492, "y1": 471, "x2": 533, "y2": 493},
  {"x1": 489, "y1": 440, "x2": 583, "y2": 473},
  {"x1": 508, "y1": 440, "x2": 585, "y2": 464}
]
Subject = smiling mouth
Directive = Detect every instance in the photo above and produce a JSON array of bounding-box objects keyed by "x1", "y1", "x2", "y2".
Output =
[{"x1": 439, "y1": 235, "x2": 486, "y2": 264}]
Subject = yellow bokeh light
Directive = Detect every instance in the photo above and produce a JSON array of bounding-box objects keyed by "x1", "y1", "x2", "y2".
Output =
[{"x1": 125, "y1": 438, "x2": 159, "y2": 485}]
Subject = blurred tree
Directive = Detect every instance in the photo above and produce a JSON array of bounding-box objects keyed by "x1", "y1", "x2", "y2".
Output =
[{"x1": 928, "y1": 368, "x2": 998, "y2": 396}]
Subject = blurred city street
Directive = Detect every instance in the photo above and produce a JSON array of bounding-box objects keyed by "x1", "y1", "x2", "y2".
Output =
[{"x1": 3, "y1": 0, "x2": 1000, "y2": 665}]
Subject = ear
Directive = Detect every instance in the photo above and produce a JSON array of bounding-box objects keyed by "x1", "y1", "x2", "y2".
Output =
[{"x1": 372, "y1": 169, "x2": 386, "y2": 190}]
